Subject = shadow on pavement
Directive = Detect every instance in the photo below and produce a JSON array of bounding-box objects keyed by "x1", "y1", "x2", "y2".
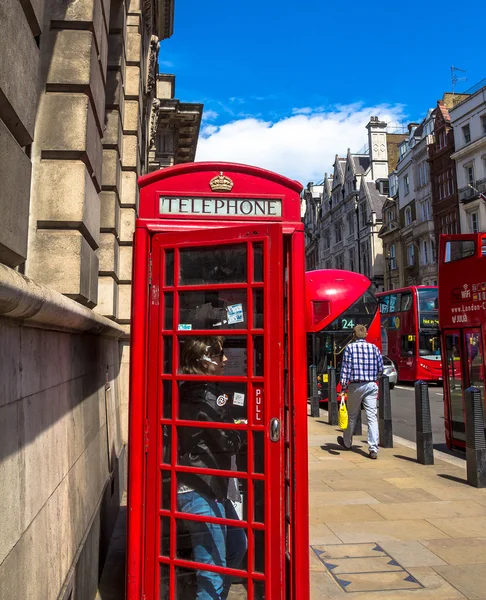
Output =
[
  {"x1": 393, "y1": 454, "x2": 418, "y2": 463},
  {"x1": 438, "y1": 473, "x2": 468, "y2": 485}
]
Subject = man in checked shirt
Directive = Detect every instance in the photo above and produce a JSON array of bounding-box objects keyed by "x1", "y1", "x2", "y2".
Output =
[{"x1": 337, "y1": 324, "x2": 384, "y2": 459}]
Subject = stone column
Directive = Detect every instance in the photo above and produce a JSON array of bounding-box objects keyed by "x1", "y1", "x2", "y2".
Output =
[{"x1": 27, "y1": 0, "x2": 111, "y2": 307}]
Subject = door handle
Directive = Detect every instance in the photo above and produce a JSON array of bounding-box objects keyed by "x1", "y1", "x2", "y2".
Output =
[{"x1": 269, "y1": 418, "x2": 280, "y2": 442}]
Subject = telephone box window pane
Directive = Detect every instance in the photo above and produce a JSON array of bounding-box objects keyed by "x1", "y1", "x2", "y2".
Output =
[
  {"x1": 253, "y1": 580, "x2": 265, "y2": 600},
  {"x1": 175, "y1": 517, "x2": 248, "y2": 572},
  {"x1": 160, "y1": 517, "x2": 171, "y2": 557},
  {"x1": 254, "y1": 530, "x2": 265, "y2": 573},
  {"x1": 160, "y1": 471, "x2": 171, "y2": 510},
  {"x1": 253, "y1": 289, "x2": 264, "y2": 329},
  {"x1": 179, "y1": 290, "x2": 247, "y2": 330},
  {"x1": 179, "y1": 244, "x2": 247, "y2": 285},
  {"x1": 159, "y1": 564, "x2": 170, "y2": 600},
  {"x1": 253, "y1": 432, "x2": 264, "y2": 474},
  {"x1": 163, "y1": 337, "x2": 173, "y2": 373},
  {"x1": 176, "y1": 568, "x2": 247, "y2": 600},
  {"x1": 179, "y1": 336, "x2": 247, "y2": 377},
  {"x1": 177, "y1": 381, "x2": 248, "y2": 422},
  {"x1": 177, "y1": 427, "x2": 247, "y2": 474},
  {"x1": 162, "y1": 380, "x2": 172, "y2": 419},
  {"x1": 163, "y1": 293, "x2": 173, "y2": 330},
  {"x1": 253, "y1": 480, "x2": 265, "y2": 523},
  {"x1": 165, "y1": 250, "x2": 174, "y2": 286},
  {"x1": 162, "y1": 425, "x2": 171, "y2": 464},
  {"x1": 253, "y1": 336, "x2": 264, "y2": 376},
  {"x1": 253, "y1": 243, "x2": 264, "y2": 282}
]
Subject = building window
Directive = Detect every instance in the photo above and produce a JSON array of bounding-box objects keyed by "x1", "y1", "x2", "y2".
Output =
[
  {"x1": 324, "y1": 228, "x2": 330, "y2": 250},
  {"x1": 470, "y1": 212, "x2": 479, "y2": 233},
  {"x1": 432, "y1": 241, "x2": 436, "y2": 263},
  {"x1": 325, "y1": 260, "x2": 332, "y2": 269},
  {"x1": 422, "y1": 240, "x2": 429, "y2": 265},
  {"x1": 335, "y1": 253, "x2": 344, "y2": 270},
  {"x1": 462, "y1": 124, "x2": 471, "y2": 144},
  {"x1": 465, "y1": 163, "x2": 475, "y2": 186},
  {"x1": 360, "y1": 202, "x2": 367, "y2": 228},
  {"x1": 404, "y1": 174, "x2": 410, "y2": 195},
  {"x1": 348, "y1": 249, "x2": 355, "y2": 272},
  {"x1": 347, "y1": 212, "x2": 354, "y2": 235},
  {"x1": 389, "y1": 174, "x2": 398, "y2": 197},
  {"x1": 407, "y1": 244, "x2": 415, "y2": 266},
  {"x1": 390, "y1": 244, "x2": 396, "y2": 270},
  {"x1": 334, "y1": 221, "x2": 342, "y2": 243},
  {"x1": 405, "y1": 206, "x2": 412, "y2": 226},
  {"x1": 481, "y1": 115, "x2": 486, "y2": 136}
]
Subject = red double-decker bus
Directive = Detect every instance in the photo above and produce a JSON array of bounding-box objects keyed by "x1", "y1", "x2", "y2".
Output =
[
  {"x1": 439, "y1": 233, "x2": 486, "y2": 450},
  {"x1": 306, "y1": 270, "x2": 381, "y2": 399},
  {"x1": 376, "y1": 286, "x2": 442, "y2": 383}
]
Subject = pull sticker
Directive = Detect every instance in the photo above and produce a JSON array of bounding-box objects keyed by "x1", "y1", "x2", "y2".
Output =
[
  {"x1": 233, "y1": 392, "x2": 245, "y2": 407},
  {"x1": 254, "y1": 387, "x2": 263, "y2": 424}
]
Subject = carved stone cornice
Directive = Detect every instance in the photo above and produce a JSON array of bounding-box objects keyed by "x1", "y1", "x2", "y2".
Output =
[
  {"x1": 147, "y1": 35, "x2": 160, "y2": 94},
  {"x1": 149, "y1": 99, "x2": 161, "y2": 149}
]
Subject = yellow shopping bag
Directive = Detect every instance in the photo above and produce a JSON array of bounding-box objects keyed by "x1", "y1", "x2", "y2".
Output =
[{"x1": 338, "y1": 397, "x2": 348, "y2": 430}]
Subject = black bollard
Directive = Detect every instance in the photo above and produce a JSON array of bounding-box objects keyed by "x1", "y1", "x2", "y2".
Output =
[
  {"x1": 328, "y1": 367, "x2": 338, "y2": 426},
  {"x1": 378, "y1": 375, "x2": 393, "y2": 448},
  {"x1": 354, "y1": 406, "x2": 363, "y2": 435},
  {"x1": 415, "y1": 380, "x2": 434, "y2": 465},
  {"x1": 465, "y1": 386, "x2": 486, "y2": 488},
  {"x1": 309, "y1": 365, "x2": 320, "y2": 417}
]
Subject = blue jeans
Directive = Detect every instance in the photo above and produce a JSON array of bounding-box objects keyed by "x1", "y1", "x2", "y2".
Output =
[
  {"x1": 177, "y1": 491, "x2": 247, "y2": 600},
  {"x1": 343, "y1": 382, "x2": 379, "y2": 453}
]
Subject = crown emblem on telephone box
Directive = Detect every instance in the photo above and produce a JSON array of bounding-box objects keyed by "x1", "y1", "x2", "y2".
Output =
[{"x1": 209, "y1": 172, "x2": 234, "y2": 192}]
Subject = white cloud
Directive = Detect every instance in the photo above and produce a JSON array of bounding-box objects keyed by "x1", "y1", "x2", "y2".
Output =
[
  {"x1": 196, "y1": 103, "x2": 408, "y2": 184},
  {"x1": 202, "y1": 109, "x2": 219, "y2": 122},
  {"x1": 159, "y1": 60, "x2": 174, "y2": 68}
]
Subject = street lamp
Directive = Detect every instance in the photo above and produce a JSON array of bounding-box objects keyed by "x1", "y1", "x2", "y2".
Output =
[{"x1": 354, "y1": 191, "x2": 361, "y2": 273}]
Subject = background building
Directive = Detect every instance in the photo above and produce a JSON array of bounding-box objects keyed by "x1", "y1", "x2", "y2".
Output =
[
  {"x1": 449, "y1": 80, "x2": 486, "y2": 233},
  {"x1": 0, "y1": 1, "x2": 201, "y2": 597}
]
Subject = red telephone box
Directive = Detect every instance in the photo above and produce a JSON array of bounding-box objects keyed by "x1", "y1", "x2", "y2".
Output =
[{"x1": 127, "y1": 162, "x2": 309, "y2": 600}]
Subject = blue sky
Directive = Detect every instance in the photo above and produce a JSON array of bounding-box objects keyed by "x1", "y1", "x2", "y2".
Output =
[{"x1": 159, "y1": 0, "x2": 485, "y2": 184}]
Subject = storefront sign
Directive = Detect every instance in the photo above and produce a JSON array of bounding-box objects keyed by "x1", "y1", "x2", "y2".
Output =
[{"x1": 160, "y1": 196, "x2": 282, "y2": 217}]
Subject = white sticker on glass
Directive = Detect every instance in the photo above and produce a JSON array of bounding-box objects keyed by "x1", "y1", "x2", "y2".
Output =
[
  {"x1": 233, "y1": 392, "x2": 245, "y2": 406},
  {"x1": 178, "y1": 324, "x2": 192, "y2": 330}
]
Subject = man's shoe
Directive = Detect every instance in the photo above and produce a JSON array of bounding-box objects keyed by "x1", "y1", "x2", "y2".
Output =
[
  {"x1": 337, "y1": 436, "x2": 350, "y2": 450},
  {"x1": 369, "y1": 450, "x2": 378, "y2": 460}
]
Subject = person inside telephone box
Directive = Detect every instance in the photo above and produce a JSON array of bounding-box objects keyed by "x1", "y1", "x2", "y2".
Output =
[{"x1": 176, "y1": 335, "x2": 248, "y2": 599}]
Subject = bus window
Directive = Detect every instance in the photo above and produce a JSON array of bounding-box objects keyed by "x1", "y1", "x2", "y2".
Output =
[
  {"x1": 445, "y1": 240, "x2": 476, "y2": 262},
  {"x1": 389, "y1": 293, "x2": 399, "y2": 313},
  {"x1": 400, "y1": 292, "x2": 413, "y2": 311},
  {"x1": 380, "y1": 295, "x2": 390, "y2": 314},
  {"x1": 401, "y1": 335, "x2": 416, "y2": 356},
  {"x1": 419, "y1": 331, "x2": 441, "y2": 358},
  {"x1": 482, "y1": 238, "x2": 486, "y2": 257}
]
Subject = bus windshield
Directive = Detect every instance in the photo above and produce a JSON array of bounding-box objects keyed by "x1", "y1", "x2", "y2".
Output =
[
  {"x1": 313, "y1": 289, "x2": 378, "y2": 373},
  {"x1": 418, "y1": 289, "x2": 440, "y2": 359}
]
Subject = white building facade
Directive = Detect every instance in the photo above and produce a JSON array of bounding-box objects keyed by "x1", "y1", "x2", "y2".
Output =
[{"x1": 450, "y1": 82, "x2": 486, "y2": 233}]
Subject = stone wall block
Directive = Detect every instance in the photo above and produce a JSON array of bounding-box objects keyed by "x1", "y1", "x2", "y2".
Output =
[
  {"x1": 106, "y1": 68, "x2": 125, "y2": 115},
  {"x1": 0, "y1": 120, "x2": 31, "y2": 267},
  {"x1": 46, "y1": 30, "x2": 105, "y2": 131},
  {"x1": 118, "y1": 245, "x2": 133, "y2": 282},
  {"x1": 0, "y1": 402, "x2": 21, "y2": 566},
  {"x1": 109, "y1": 0, "x2": 126, "y2": 32},
  {"x1": 121, "y1": 170, "x2": 138, "y2": 208},
  {"x1": 122, "y1": 134, "x2": 139, "y2": 169},
  {"x1": 37, "y1": 94, "x2": 103, "y2": 189},
  {"x1": 95, "y1": 276, "x2": 118, "y2": 319},
  {"x1": 102, "y1": 148, "x2": 121, "y2": 192},
  {"x1": 0, "y1": 0, "x2": 39, "y2": 145},
  {"x1": 117, "y1": 282, "x2": 132, "y2": 321},
  {"x1": 126, "y1": 13, "x2": 141, "y2": 28},
  {"x1": 34, "y1": 160, "x2": 100, "y2": 249},
  {"x1": 123, "y1": 99, "x2": 139, "y2": 133},
  {"x1": 99, "y1": 233, "x2": 120, "y2": 275},
  {"x1": 127, "y1": 0, "x2": 141, "y2": 13},
  {"x1": 103, "y1": 108, "x2": 123, "y2": 150},
  {"x1": 28, "y1": 230, "x2": 99, "y2": 306},
  {"x1": 0, "y1": 322, "x2": 21, "y2": 408},
  {"x1": 107, "y1": 33, "x2": 125, "y2": 69},
  {"x1": 125, "y1": 65, "x2": 141, "y2": 98},
  {"x1": 119, "y1": 208, "x2": 136, "y2": 243},
  {"x1": 126, "y1": 31, "x2": 141, "y2": 64},
  {"x1": 18, "y1": 0, "x2": 44, "y2": 36},
  {"x1": 100, "y1": 190, "x2": 121, "y2": 234}
]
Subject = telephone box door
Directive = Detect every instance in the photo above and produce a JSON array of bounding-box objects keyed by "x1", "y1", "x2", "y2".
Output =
[{"x1": 144, "y1": 224, "x2": 285, "y2": 600}]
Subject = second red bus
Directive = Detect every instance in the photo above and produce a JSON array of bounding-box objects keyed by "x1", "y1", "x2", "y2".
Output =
[{"x1": 377, "y1": 286, "x2": 442, "y2": 383}]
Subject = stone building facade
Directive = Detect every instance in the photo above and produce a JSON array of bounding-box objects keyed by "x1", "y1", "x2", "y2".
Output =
[
  {"x1": 304, "y1": 118, "x2": 406, "y2": 290},
  {"x1": 449, "y1": 81, "x2": 486, "y2": 233},
  {"x1": 0, "y1": 0, "x2": 201, "y2": 597}
]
